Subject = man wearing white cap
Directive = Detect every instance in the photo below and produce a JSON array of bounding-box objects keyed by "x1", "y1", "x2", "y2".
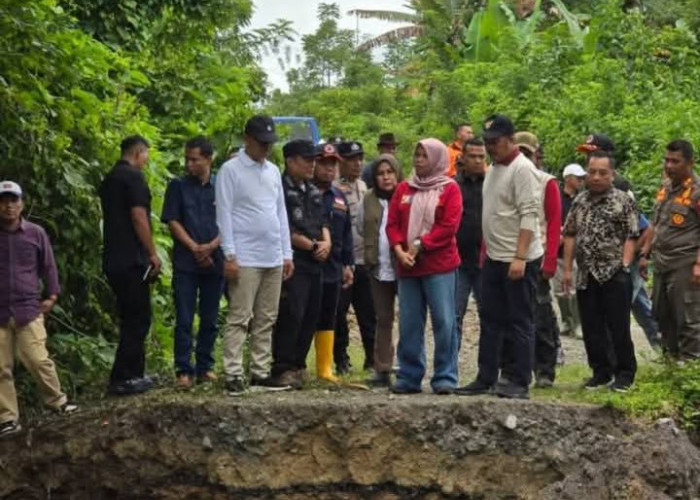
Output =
[
  {"x1": 0, "y1": 181, "x2": 77, "y2": 438},
  {"x1": 553, "y1": 163, "x2": 586, "y2": 339}
]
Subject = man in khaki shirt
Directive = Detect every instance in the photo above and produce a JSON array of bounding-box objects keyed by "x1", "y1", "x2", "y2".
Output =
[{"x1": 642, "y1": 140, "x2": 700, "y2": 360}]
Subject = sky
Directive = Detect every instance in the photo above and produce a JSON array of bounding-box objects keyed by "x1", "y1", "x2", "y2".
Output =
[{"x1": 249, "y1": 0, "x2": 411, "y2": 91}]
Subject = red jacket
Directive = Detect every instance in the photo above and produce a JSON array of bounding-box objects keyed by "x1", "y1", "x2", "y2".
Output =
[{"x1": 386, "y1": 181, "x2": 462, "y2": 278}]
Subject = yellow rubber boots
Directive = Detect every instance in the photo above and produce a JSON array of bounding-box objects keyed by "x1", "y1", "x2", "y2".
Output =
[{"x1": 315, "y1": 330, "x2": 340, "y2": 383}]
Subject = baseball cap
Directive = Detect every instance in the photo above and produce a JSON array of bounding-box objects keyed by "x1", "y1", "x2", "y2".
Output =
[
  {"x1": 377, "y1": 133, "x2": 399, "y2": 146},
  {"x1": 338, "y1": 141, "x2": 364, "y2": 158},
  {"x1": 482, "y1": 114, "x2": 515, "y2": 140},
  {"x1": 576, "y1": 133, "x2": 614, "y2": 153},
  {"x1": 283, "y1": 139, "x2": 316, "y2": 159},
  {"x1": 244, "y1": 115, "x2": 278, "y2": 143},
  {"x1": 0, "y1": 180, "x2": 22, "y2": 197},
  {"x1": 562, "y1": 163, "x2": 586, "y2": 178},
  {"x1": 315, "y1": 142, "x2": 342, "y2": 162},
  {"x1": 513, "y1": 131, "x2": 540, "y2": 154}
]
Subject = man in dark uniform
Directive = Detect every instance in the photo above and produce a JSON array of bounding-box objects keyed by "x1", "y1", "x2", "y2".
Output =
[
  {"x1": 271, "y1": 140, "x2": 331, "y2": 388},
  {"x1": 313, "y1": 142, "x2": 354, "y2": 382},
  {"x1": 99, "y1": 135, "x2": 160, "y2": 396},
  {"x1": 643, "y1": 140, "x2": 700, "y2": 360}
]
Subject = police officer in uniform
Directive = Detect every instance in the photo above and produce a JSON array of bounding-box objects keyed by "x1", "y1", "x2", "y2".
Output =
[
  {"x1": 334, "y1": 141, "x2": 376, "y2": 373},
  {"x1": 313, "y1": 142, "x2": 354, "y2": 382},
  {"x1": 271, "y1": 140, "x2": 331, "y2": 388},
  {"x1": 642, "y1": 140, "x2": 700, "y2": 360}
]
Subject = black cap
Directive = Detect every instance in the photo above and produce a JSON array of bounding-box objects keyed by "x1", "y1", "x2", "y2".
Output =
[
  {"x1": 337, "y1": 141, "x2": 364, "y2": 158},
  {"x1": 576, "y1": 133, "x2": 614, "y2": 153},
  {"x1": 377, "y1": 133, "x2": 399, "y2": 146},
  {"x1": 482, "y1": 114, "x2": 515, "y2": 140},
  {"x1": 244, "y1": 115, "x2": 278, "y2": 143},
  {"x1": 315, "y1": 142, "x2": 342, "y2": 161},
  {"x1": 283, "y1": 139, "x2": 316, "y2": 159}
]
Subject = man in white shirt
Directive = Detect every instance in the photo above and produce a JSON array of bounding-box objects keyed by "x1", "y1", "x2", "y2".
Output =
[
  {"x1": 456, "y1": 114, "x2": 542, "y2": 400},
  {"x1": 216, "y1": 115, "x2": 294, "y2": 396}
]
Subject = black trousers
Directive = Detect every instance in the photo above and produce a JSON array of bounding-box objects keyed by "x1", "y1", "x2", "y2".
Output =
[
  {"x1": 271, "y1": 270, "x2": 322, "y2": 377},
  {"x1": 577, "y1": 270, "x2": 636, "y2": 383},
  {"x1": 334, "y1": 264, "x2": 376, "y2": 369},
  {"x1": 107, "y1": 267, "x2": 152, "y2": 384},
  {"x1": 318, "y1": 281, "x2": 342, "y2": 331},
  {"x1": 477, "y1": 258, "x2": 537, "y2": 388},
  {"x1": 534, "y1": 274, "x2": 560, "y2": 381}
]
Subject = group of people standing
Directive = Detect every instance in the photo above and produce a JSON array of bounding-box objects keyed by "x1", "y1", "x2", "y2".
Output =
[{"x1": 1, "y1": 111, "x2": 699, "y2": 437}]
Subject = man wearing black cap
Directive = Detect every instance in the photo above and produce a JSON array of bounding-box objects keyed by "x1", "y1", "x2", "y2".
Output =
[
  {"x1": 216, "y1": 115, "x2": 295, "y2": 396},
  {"x1": 334, "y1": 141, "x2": 376, "y2": 374},
  {"x1": 456, "y1": 114, "x2": 542, "y2": 400},
  {"x1": 362, "y1": 133, "x2": 399, "y2": 188},
  {"x1": 271, "y1": 139, "x2": 331, "y2": 389},
  {"x1": 313, "y1": 143, "x2": 354, "y2": 382}
]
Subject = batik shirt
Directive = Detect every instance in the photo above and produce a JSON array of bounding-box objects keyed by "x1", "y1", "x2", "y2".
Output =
[{"x1": 563, "y1": 187, "x2": 638, "y2": 289}]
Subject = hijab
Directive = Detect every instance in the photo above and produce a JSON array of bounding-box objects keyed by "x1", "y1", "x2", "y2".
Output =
[
  {"x1": 407, "y1": 138, "x2": 454, "y2": 243},
  {"x1": 371, "y1": 154, "x2": 402, "y2": 200}
]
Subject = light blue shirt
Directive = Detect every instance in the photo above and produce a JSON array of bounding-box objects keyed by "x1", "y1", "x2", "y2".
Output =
[{"x1": 215, "y1": 150, "x2": 292, "y2": 267}]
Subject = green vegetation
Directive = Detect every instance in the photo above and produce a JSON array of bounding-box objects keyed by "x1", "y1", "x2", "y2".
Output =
[{"x1": 2, "y1": 0, "x2": 699, "y2": 434}]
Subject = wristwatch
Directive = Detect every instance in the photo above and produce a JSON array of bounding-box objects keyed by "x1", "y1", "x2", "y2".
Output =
[
  {"x1": 621, "y1": 265, "x2": 631, "y2": 274},
  {"x1": 412, "y1": 238, "x2": 423, "y2": 253},
  {"x1": 312, "y1": 240, "x2": 319, "y2": 252},
  {"x1": 225, "y1": 254, "x2": 236, "y2": 262}
]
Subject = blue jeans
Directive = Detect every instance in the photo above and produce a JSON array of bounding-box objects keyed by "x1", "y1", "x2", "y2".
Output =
[
  {"x1": 631, "y1": 261, "x2": 660, "y2": 348},
  {"x1": 173, "y1": 270, "x2": 224, "y2": 376},
  {"x1": 455, "y1": 266, "x2": 481, "y2": 350},
  {"x1": 396, "y1": 271, "x2": 459, "y2": 392},
  {"x1": 477, "y1": 258, "x2": 537, "y2": 388}
]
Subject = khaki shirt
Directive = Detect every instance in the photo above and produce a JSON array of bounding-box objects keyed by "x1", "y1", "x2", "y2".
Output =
[
  {"x1": 651, "y1": 173, "x2": 700, "y2": 272},
  {"x1": 333, "y1": 178, "x2": 367, "y2": 264}
]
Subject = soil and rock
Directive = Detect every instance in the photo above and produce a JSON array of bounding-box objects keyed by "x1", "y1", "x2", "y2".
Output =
[{"x1": 2, "y1": 391, "x2": 700, "y2": 500}]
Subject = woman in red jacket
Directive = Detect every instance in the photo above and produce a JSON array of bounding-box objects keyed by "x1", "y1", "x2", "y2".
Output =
[{"x1": 386, "y1": 138, "x2": 462, "y2": 394}]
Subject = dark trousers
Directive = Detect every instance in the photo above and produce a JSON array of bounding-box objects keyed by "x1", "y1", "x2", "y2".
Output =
[
  {"x1": 534, "y1": 274, "x2": 560, "y2": 381},
  {"x1": 271, "y1": 271, "x2": 322, "y2": 377},
  {"x1": 455, "y1": 266, "x2": 481, "y2": 350},
  {"x1": 577, "y1": 270, "x2": 636, "y2": 383},
  {"x1": 107, "y1": 267, "x2": 152, "y2": 384},
  {"x1": 335, "y1": 264, "x2": 376, "y2": 369},
  {"x1": 318, "y1": 281, "x2": 341, "y2": 331},
  {"x1": 477, "y1": 258, "x2": 537, "y2": 388},
  {"x1": 172, "y1": 270, "x2": 224, "y2": 376}
]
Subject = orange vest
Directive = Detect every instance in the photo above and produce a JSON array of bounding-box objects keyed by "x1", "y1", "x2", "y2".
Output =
[{"x1": 447, "y1": 141, "x2": 462, "y2": 177}]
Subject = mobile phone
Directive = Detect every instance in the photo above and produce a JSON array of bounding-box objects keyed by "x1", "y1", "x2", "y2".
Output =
[{"x1": 142, "y1": 264, "x2": 153, "y2": 282}]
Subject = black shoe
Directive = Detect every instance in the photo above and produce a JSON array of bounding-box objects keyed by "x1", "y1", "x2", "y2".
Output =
[
  {"x1": 455, "y1": 379, "x2": 493, "y2": 396},
  {"x1": 390, "y1": 383, "x2": 422, "y2": 394},
  {"x1": 494, "y1": 381, "x2": 529, "y2": 399},
  {"x1": 336, "y1": 361, "x2": 350, "y2": 375},
  {"x1": 109, "y1": 377, "x2": 154, "y2": 396},
  {"x1": 226, "y1": 377, "x2": 247, "y2": 397},
  {"x1": 0, "y1": 420, "x2": 21, "y2": 438},
  {"x1": 366, "y1": 371, "x2": 391, "y2": 388},
  {"x1": 535, "y1": 376, "x2": 554, "y2": 389},
  {"x1": 607, "y1": 379, "x2": 633, "y2": 393},
  {"x1": 433, "y1": 386, "x2": 454, "y2": 395},
  {"x1": 250, "y1": 376, "x2": 292, "y2": 393},
  {"x1": 583, "y1": 375, "x2": 612, "y2": 390}
]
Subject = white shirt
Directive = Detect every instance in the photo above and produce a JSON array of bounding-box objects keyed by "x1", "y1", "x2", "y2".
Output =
[
  {"x1": 376, "y1": 199, "x2": 396, "y2": 282},
  {"x1": 482, "y1": 152, "x2": 543, "y2": 262},
  {"x1": 215, "y1": 150, "x2": 292, "y2": 267}
]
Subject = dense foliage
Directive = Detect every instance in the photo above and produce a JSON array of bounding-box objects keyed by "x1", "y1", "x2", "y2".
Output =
[{"x1": 269, "y1": 0, "x2": 700, "y2": 214}]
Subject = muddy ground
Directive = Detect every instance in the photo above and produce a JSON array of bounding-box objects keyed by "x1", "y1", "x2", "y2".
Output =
[{"x1": 1, "y1": 392, "x2": 699, "y2": 500}]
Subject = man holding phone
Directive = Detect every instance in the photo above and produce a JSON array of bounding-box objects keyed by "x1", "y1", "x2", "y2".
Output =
[{"x1": 100, "y1": 135, "x2": 160, "y2": 396}]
